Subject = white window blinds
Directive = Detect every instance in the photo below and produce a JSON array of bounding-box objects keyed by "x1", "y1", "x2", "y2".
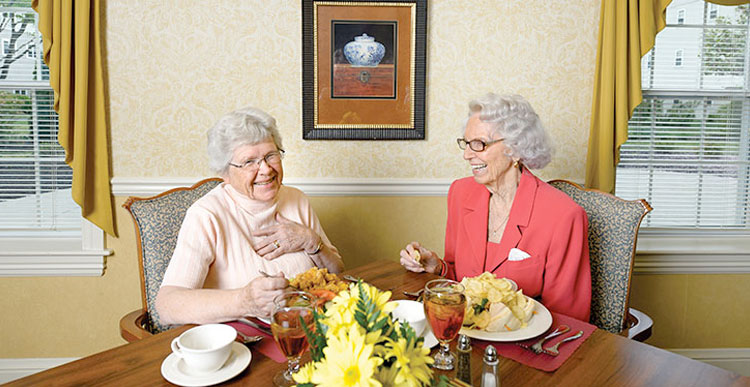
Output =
[
  {"x1": 0, "y1": 2, "x2": 79, "y2": 232},
  {"x1": 616, "y1": 1, "x2": 749, "y2": 229}
]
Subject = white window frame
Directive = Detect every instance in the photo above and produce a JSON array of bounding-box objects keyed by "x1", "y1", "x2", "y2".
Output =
[
  {"x1": 677, "y1": 8, "x2": 686, "y2": 24},
  {"x1": 674, "y1": 48, "x2": 683, "y2": 66},
  {"x1": 0, "y1": 6, "x2": 111, "y2": 277},
  {"x1": 709, "y1": 3, "x2": 718, "y2": 19}
]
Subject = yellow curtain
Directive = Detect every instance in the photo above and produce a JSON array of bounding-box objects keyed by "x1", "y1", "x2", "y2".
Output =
[
  {"x1": 706, "y1": 0, "x2": 749, "y2": 5},
  {"x1": 585, "y1": 0, "x2": 672, "y2": 193},
  {"x1": 32, "y1": 0, "x2": 116, "y2": 236}
]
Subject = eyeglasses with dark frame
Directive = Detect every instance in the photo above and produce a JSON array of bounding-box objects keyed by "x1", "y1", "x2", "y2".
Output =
[
  {"x1": 228, "y1": 149, "x2": 285, "y2": 171},
  {"x1": 456, "y1": 137, "x2": 505, "y2": 152}
]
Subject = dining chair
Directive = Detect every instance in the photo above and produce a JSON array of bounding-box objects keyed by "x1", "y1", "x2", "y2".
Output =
[
  {"x1": 120, "y1": 177, "x2": 223, "y2": 342},
  {"x1": 548, "y1": 179, "x2": 653, "y2": 341}
]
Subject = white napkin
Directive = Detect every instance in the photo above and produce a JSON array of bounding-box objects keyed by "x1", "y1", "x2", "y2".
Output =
[{"x1": 507, "y1": 247, "x2": 531, "y2": 261}]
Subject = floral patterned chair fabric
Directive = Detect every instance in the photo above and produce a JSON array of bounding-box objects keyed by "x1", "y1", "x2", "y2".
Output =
[
  {"x1": 548, "y1": 180, "x2": 652, "y2": 339},
  {"x1": 121, "y1": 178, "x2": 222, "y2": 340}
]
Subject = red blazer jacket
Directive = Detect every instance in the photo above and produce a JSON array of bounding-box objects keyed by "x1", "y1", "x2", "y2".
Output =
[{"x1": 443, "y1": 169, "x2": 591, "y2": 321}]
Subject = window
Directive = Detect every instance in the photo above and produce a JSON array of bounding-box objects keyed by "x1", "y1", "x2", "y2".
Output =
[
  {"x1": 710, "y1": 4, "x2": 718, "y2": 19},
  {"x1": 616, "y1": 2, "x2": 750, "y2": 229},
  {"x1": 0, "y1": 6, "x2": 78, "y2": 233},
  {"x1": 0, "y1": 3, "x2": 106, "y2": 276},
  {"x1": 677, "y1": 9, "x2": 686, "y2": 24}
]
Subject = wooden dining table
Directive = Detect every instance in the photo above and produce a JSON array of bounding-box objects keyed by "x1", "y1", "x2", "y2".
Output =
[{"x1": 8, "y1": 259, "x2": 750, "y2": 386}]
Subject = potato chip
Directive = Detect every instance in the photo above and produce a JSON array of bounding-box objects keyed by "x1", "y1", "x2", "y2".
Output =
[{"x1": 459, "y1": 272, "x2": 533, "y2": 331}]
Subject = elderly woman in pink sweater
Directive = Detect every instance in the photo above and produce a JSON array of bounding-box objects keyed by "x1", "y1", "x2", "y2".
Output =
[{"x1": 155, "y1": 107, "x2": 343, "y2": 324}]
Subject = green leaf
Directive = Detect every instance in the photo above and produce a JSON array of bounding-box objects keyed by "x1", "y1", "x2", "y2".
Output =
[
  {"x1": 431, "y1": 374, "x2": 453, "y2": 387},
  {"x1": 301, "y1": 309, "x2": 328, "y2": 362}
]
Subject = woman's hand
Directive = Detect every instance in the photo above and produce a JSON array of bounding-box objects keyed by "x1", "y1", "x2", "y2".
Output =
[
  {"x1": 239, "y1": 274, "x2": 289, "y2": 318},
  {"x1": 253, "y1": 213, "x2": 320, "y2": 260},
  {"x1": 400, "y1": 241, "x2": 442, "y2": 275}
]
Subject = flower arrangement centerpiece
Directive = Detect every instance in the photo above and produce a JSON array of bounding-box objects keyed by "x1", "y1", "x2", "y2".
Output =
[{"x1": 292, "y1": 281, "x2": 435, "y2": 387}]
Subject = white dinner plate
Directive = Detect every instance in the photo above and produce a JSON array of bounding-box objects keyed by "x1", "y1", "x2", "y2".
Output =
[
  {"x1": 161, "y1": 341, "x2": 251, "y2": 387},
  {"x1": 459, "y1": 298, "x2": 552, "y2": 342}
]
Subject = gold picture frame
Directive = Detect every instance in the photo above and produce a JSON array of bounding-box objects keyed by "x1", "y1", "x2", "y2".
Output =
[{"x1": 302, "y1": 0, "x2": 427, "y2": 139}]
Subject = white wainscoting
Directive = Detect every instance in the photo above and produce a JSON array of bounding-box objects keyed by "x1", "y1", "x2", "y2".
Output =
[
  {"x1": 668, "y1": 348, "x2": 750, "y2": 377},
  {"x1": 0, "y1": 358, "x2": 78, "y2": 383},
  {"x1": 110, "y1": 177, "x2": 750, "y2": 275}
]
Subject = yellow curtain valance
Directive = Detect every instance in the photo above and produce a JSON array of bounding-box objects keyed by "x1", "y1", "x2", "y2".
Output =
[
  {"x1": 705, "y1": 0, "x2": 749, "y2": 5},
  {"x1": 32, "y1": 0, "x2": 116, "y2": 236}
]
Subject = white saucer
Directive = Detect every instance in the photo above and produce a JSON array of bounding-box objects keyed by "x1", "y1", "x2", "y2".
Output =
[{"x1": 161, "y1": 342, "x2": 251, "y2": 387}]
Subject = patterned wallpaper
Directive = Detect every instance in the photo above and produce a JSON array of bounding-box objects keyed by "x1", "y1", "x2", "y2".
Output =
[{"x1": 105, "y1": 0, "x2": 600, "y2": 182}]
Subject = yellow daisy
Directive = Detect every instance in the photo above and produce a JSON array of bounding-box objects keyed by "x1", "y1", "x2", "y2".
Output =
[
  {"x1": 292, "y1": 362, "x2": 315, "y2": 384},
  {"x1": 311, "y1": 325, "x2": 383, "y2": 387},
  {"x1": 383, "y1": 337, "x2": 433, "y2": 387}
]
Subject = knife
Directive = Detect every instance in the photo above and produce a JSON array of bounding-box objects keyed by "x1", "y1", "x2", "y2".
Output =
[{"x1": 237, "y1": 317, "x2": 273, "y2": 336}]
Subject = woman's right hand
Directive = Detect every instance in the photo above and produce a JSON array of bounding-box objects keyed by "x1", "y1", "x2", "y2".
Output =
[
  {"x1": 400, "y1": 241, "x2": 442, "y2": 275},
  {"x1": 240, "y1": 275, "x2": 289, "y2": 318}
]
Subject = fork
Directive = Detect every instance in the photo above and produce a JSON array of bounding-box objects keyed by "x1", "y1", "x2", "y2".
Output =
[
  {"x1": 342, "y1": 274, "x2": 361, "y2": 282},
  {"x1": 236, "y1": 331, "x2": 264, "y2": 344},
  {"x1": 519, "y1": 325, "x2": 570, "y2": 354},
  {"x1": 543, "y1": 330, "x2": 584, "y2": 356},
  {"x1": 403, "y1": 289, "x2": 424, "y2": 298}
]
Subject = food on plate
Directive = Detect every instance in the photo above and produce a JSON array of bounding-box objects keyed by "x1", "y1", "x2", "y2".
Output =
[
  {"x1": 460, "y1": 272, "x2": 535, "y2": 332},
  {"x1": 289, "y1": 267, "x2": 348, "y2": 301}
]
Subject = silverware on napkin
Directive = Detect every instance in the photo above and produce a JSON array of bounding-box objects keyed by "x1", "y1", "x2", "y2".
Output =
[
  {"x1": 236, "y1": 331, "x2": 264, "y2": 344},
  {"x1": 543, "y1": 330, "x2": 584, "y2": 356},
  {"x1": 517, "y1": 324, "x2": 570, "y2": 354},
  {"x1": 237, "y1": 317, "x2": 273, "y2": 336}
]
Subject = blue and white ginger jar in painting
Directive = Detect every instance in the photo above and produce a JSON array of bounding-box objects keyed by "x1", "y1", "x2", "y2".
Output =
[{"x1": 343, "y1": 33, "x2": 385, "y2": 67}]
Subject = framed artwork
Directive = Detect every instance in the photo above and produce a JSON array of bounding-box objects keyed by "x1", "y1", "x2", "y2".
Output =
[{"x1": 302, "y1": 0, "x2": 427, "y2": 140}]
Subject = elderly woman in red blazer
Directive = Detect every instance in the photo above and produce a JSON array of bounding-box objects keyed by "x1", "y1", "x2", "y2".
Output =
[{"x1": 400, "y1": 93, "x2": 591, "y2": 321}]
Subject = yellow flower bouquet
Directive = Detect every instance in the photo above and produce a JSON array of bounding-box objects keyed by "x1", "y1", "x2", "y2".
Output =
[{"x1": 292, "y1": 281, "x2": 435, "y2": 387}]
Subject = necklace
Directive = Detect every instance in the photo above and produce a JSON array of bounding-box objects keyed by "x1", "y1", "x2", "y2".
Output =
[{"x1": 489, "y1": 212, "x2": 510, "y2": 238}]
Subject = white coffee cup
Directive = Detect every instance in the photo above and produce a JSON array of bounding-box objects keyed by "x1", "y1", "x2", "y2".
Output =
[
  {"x1": 392, "y1": 300, "x2": 427, "y2": 336},
  {"x1": 170, "y1": 324, "x2": 237, "y2": 374}
]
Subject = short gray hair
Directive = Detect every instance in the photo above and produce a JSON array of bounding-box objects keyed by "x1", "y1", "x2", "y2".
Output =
[
  {"x1": 464, "y1": 93, "x2": 552, "y2": 170},
  {"x1": 206, "y1": 107, "x2": 284, "y2": 174}
]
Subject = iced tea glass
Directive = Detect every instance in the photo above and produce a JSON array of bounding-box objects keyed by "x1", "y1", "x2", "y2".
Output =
[
  {"x1": 271, "y1": 291, "x2": 315, "y2": 386},
  {"x1": 423, "y1": 279, "x2": 466, "y2": 370}
]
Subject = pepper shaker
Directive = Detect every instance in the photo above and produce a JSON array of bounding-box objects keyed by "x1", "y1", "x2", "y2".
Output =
[
  {"x1": 480, "y1": 345, "x2": 501, "y2": 387},
  {"x1": 456, "y1": 334, "x2": 472, "y2": 384}
]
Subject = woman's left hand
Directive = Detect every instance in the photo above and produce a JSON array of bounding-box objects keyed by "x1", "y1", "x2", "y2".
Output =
[{"x1": 253, "y1": 213, "x2": 320, "y2": 260}]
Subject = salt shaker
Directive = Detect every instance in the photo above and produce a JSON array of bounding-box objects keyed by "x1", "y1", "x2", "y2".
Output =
[
  {"x1": 456, "y1": 334, "x2": 472, "y2": 384},
  {"x1": 480, "y1": 345, "x2": 501, "y2": 387}
]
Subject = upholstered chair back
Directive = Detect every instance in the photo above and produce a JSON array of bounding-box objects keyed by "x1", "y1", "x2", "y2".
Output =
[
  {"x1": 123, "y1": 178, "x2": 222, "y2": 334},
  {"x1": 548, "y1": 180, "x2": 651, "y2": 333}
]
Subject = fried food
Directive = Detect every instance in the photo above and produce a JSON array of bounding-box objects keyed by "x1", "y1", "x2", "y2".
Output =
[{"x1": 289, "y1": 267, "x2": 348, "y2": 295}]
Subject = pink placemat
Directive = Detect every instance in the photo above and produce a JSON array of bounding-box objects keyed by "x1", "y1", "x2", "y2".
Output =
[
  {"x1": 473, "y1": 312, "x2": 596, "y2": 372},
  {"x1": 225, "y1": 319, "x2": 287, "y2": 363}
]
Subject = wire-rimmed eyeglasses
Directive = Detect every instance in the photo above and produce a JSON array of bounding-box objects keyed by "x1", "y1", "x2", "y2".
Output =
[
  {"x1": 228, "y1": 150, "x2": 285, "y2": 171},
  {"x1": 456, "y1": 138, "x2": 504, "y2": 152}
]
